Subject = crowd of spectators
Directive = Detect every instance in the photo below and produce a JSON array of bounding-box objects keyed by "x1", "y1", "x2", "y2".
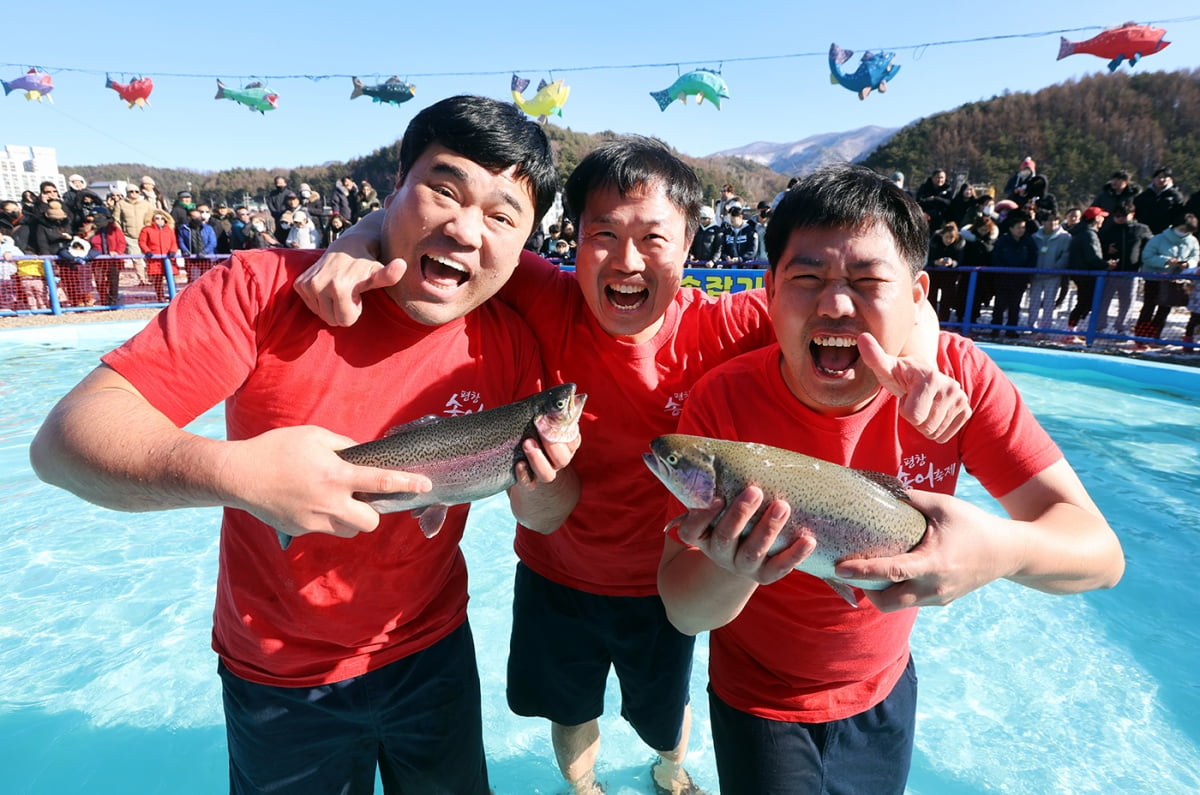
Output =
[
  {"x1": 0, "y1": 174, "x2": 381, "y2": 310},
  {"x1": 3, "y1": 164, "x2": 1199, "y2": 345},
  {"x1": 907, "y1": 159, "x2": 1200, "y2": 345}
]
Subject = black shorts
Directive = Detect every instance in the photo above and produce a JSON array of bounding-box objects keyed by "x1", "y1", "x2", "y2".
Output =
[
  {"x1": 220, "y1": 620, "x2": 489, "y2": 794},
  {"x1": 506, "y1": 562, "x2": 695, "y2": 752},
  {"x1": 709, "y1": 655, "x2": 918, "y2": 795}
]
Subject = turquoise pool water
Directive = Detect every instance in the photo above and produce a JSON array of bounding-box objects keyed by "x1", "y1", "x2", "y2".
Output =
[{"x1": 2, "y1": 323, "x2": 1198, "y2": 794}]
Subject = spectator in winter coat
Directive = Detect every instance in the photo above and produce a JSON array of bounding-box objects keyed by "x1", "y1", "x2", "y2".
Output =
[
  {"x1": 1133, "y1": 214, "x2": 1200, "y2": 339},
  {"x1": 719, "y1": 205, "x2": 758, "y2": 267},
  {"x1": 88, "y1": 208, "x2": 127, "y2": 306},
  {"x1": 1067, "y1": 207, "x2": 1112, "y2": 331},
  {"x1": 925, "y1": 221, "x2": 965, "y2": 321},
  {"x1": 990, "y1": 211, "x2": 1038, "y2": 336},
  {"x1": 138, "y1": 212, "x2": 180, "y2": 302},
  {"x1": 1133, "y1": 166, "x2": 1186, "y2": 234},
  {"x1": 1096, "y1": 201, "x2": 1152, "y2": 333},
  {"x1": 689, "y1": 205, "x2": 722, "y2": 265},
  {"x1": 915, "y1": 169, "x2": 953, "y2": 230},
  {"x1": 286, "y1": 210, "x2": 321, "y2": 250},
  {"x1": 330, "y1": 178, "x2": 356, "y2": 220},
  {"x1": 1092, "y1": 170, "x2": 1140, "y2": 215},
  {"x1": 113, "y1": 187, "x2": 154, "y2": 283},
  {"x1": 1028, "y1": 210, "x2": 1071, "y2": 331}
]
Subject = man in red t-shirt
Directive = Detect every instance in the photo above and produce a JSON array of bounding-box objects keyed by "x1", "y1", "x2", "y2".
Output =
[
  {"x1": 657, "y1": 164, "x2": 1125, "y2": 794},
  {"x1": 293, "y1": 140, "x2": 972, "y2": 795},
  {"x1": 29, "y1": 96, "x2": 579, "y2": 795}
]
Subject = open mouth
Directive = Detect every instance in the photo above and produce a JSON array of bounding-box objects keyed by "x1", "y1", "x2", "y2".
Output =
[
  {"x1": 811, "y1": 335, "x2": 860, "y2": 376},
  {"x1": 605, "y1": 284, "x2": 648, "y2": 312},
  {"x1": 421, "y1": 254, "x2": 469, "y2": 290}
]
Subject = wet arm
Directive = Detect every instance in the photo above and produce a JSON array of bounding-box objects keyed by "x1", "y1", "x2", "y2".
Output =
[
  {"x1": 836, "y1": 459, "x2": 1124, "y2": 611},
  {"x1": 29, "y1": 364, "x2": 430, "y2": 540}
]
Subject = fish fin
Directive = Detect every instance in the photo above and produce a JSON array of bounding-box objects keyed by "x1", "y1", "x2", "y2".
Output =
[
  {"x1": 649, "y1": 88, "x2": 673, "y2": 112},
  {"x1": 1107, "y1": 56, "x2": 1124, "y2": 72},
  {"x1": 853, "y1": 469, "x2": 910, "y2": 501},
  {"x1": 825, "y1": 579, "x2": 861, "y2": 607},
  {"x1": 1057, "y1": 37, "x2": 1075, "y2": 60},
  {"x1": 414, "y1": 504, "x2": 449, "y2": 538},
  {"x1": 351, "y1": 76, "x2": 364, "y2": 99},
  {"x1": 245, "y1": 81, "x2": 264, "y2": 89},
  {"x1": 830, "y1": 73, "x2": 841, "y2": 86},
  {"x1": 878, "y1": 80, "x2": 888, "y2": 93},
  {"x1": 537, "y1": 79, "x2": 549, "y2": 92},
  {"x1": 384, "y1": 415, "x2": 441, "y2": 436},
  {"x1": 277, "y1": 530, "x2": 293, "y2": 550},
  {"x1": 859, "y1": 87, "x2": 871, "y2": 101},
  {"x1": 385, "y1": 76, "x2": 403, "y2": 84},
  {"x1": 511, "y1": 74, "x2": 530, "y2": 94}
]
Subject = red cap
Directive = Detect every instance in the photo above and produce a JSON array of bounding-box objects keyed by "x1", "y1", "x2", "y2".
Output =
[{"x1": 1082, "y1": 206, "x2": 1109, "y2": 222}]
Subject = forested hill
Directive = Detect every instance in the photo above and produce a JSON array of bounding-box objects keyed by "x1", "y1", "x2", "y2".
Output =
[
  {"x1": 861, "y1": 68, "x2": 1200, "y2": 208},
  {"x1": 66, "y1": 125, "x2": 787, "y2": 213}
]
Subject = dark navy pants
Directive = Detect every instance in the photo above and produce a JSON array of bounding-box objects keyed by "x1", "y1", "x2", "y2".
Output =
[
  {"x1": 220, "y1": 620, "x2": 489, "y2": 795},
  {"x1": 709, "y1": 656, "x2": 917, "y2": 795}
]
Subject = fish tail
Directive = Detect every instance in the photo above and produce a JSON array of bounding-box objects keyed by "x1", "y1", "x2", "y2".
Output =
[
  {"x1": 1057, "y1": 37, "x2": 1076, "y2": 60},
  {"x1": 215, "y1": 79, "x2": 227, "y2": 100},
  {"x1": 350, "y1": 77, "x2": 364, "y2": 99},
  {"x1": 276, "y1": 530, "x2": 292, "y2": 550},
  {"x1": 829, "y1": 43, "x2": 853, "y2": 66},
  {"x1": 511, "y1": 74, "x2": 530, "y2": 94},
  {"x1": 650, "y1": 88, "x2": 673, "y2": 112},
  {"x1": 1, "y1": 81, "x2": 13, "y2": 96},
  {"x1": 104, "y1": 75, "x2": 115, "y2": 90}
]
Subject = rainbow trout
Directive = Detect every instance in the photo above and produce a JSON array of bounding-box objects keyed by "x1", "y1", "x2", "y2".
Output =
[
  {"x1": 643, "y1": 434, "x2": 927, "y2": 605},
  {"x1": 278, "y1": 383, "x2": 586, "y2": 549}
]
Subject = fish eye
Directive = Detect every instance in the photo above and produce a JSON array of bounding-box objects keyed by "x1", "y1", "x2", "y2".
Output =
[{"x1": 665, "y1": 453, "x2": 680, "y2": 465}]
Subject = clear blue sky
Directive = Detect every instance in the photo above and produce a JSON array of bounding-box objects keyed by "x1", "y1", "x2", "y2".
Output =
[{"x1": 4, "y1": 2, "x2": 1198, "y2": 173}]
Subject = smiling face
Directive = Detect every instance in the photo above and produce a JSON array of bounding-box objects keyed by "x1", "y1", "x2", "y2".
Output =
[
  {"x1": 379, "y1": 143, "x2": 535, "y2": 326},
  {"x1": 573, "y1": 181, "x2": 689, "y2": 344},
  {"x1": 766, "y1": 222, "x2": 926, "y2": 415}
]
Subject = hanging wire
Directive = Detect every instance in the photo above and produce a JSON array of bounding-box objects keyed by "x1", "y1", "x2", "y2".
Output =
[{"x1": 4, "y1": 17, "x2": 1197, "y2": 84}]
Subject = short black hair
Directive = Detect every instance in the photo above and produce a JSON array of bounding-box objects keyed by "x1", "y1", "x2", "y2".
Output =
[
  {"x1": 765, "y1": 164, "x2": 928, "y2": 277},
  {"x1": 398, "y1": 95, "x2": 558, "y2": 230},
  {"x1": 563, "y1": 136, "x2": 703, "y2": 239}
]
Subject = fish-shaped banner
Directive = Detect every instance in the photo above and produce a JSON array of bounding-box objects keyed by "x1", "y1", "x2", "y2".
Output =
[
  {"x1": 215, "y1": 79, "x2": 278, "y2": 114},
  {"x1": 350, "y1": 76, "x2": 416, "y2": 106},
  {"x1": 3, "y1": 68, "x2": 54, "y2": 103},
  {"x1": 649, "y1": 69, "x2": 729, "y2": 111}
]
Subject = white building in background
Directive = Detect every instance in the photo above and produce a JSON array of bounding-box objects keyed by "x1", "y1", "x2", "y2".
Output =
[{"x1": 0, "y1": 144, "x2": 65, "y2": 200}]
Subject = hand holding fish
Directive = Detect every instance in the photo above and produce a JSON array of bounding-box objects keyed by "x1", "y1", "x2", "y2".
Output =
[
  {"x1": 295, "y1": 211, "x2": 390, "y2": 327},
  {"x1": 833, "y1": 488, "x2": 1017, "y2": 612},
  {"x1": 674, "y1": 486, "x2": 816, "y2": 584},
  {"x1": 224, "y1": 424, "x2": 432, "y2": 544},
  {"x1": 509, "y1": 432, "x2": 583, "y2": 534},
  {"x1": 858, "y1": 332, "x2": 971, "y2": 443}
]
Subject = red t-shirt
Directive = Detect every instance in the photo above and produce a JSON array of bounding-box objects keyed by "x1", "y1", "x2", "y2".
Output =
[
  {"x1": 673, "y1": 333, "x2": 1062, "y2": 722},
  {"x1": 102, "y1": 249, "x2": 544, "y2": 687},
  {"x1": 503, "y1": 250, "x2": 773, "y2": 595}
]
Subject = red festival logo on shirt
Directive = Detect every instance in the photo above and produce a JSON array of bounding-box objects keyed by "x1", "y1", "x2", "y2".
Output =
[
  {"x1": 663, "y1": 391, "x2": 688, "y2": 417},
  {"x1": 897, "y1": 452, "x2": 959, "y2": 490},
  {"x1": 444, "y1": 390, "x2": 484, "y2": 417}
]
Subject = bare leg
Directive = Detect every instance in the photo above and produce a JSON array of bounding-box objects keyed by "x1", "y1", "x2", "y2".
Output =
[
  {"x1": 651, "y1": 704, "x2": 699, "y2": 793},
  {"x1": 552, "y1": 719, "x2": 603, "y2": 794}
]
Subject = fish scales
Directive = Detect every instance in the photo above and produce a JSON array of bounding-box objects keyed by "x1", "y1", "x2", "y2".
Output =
[
  {"x1": 276, "y1": 383, "x2": 585, "y2": 549},
  {"x1": 645, "y1": 434, "x2": 927, "y2": 603}
]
